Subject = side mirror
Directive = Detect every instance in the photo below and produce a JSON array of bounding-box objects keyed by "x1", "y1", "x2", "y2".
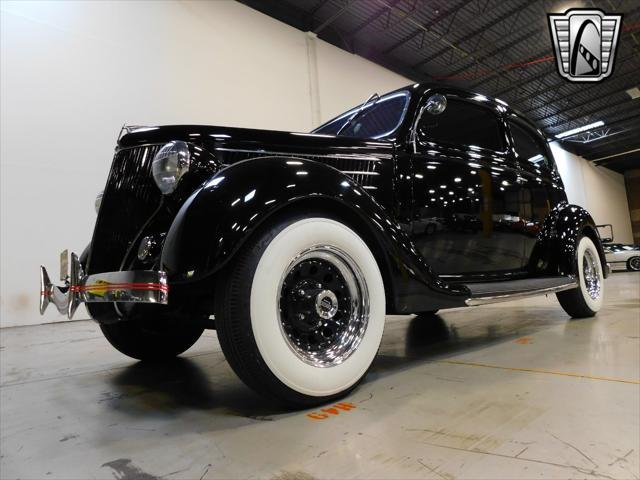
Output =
[{"x1": 425, "y1": 94, "x2": 447, "y2": 115}]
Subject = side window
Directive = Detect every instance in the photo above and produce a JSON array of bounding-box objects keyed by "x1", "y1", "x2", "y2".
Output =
[
  {"x1": 509, "y1": 121, "x2": 552, "y2": 171},
  {"x1": 418, "y1": 98, "x2": 504, "y2": 151}
]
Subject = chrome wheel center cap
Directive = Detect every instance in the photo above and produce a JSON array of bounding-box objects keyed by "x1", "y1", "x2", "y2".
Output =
[
  {"x1": 583, "y1": 249, "x2": 601, "y2": 300},
  {"x1": 315, "y1": 290, "x2": 339, "y2": 319}
]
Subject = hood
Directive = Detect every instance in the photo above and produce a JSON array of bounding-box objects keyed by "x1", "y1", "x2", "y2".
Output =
[{"x1": 118, "y1": 124, "x2": 395, "y2": 159}]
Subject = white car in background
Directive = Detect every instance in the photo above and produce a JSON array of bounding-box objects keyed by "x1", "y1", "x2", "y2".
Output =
[{"x1": 603, "y1": 243, "x2": 640, "y2": 271}]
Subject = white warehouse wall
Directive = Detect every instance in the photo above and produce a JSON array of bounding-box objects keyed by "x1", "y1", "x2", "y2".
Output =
[
  {"x1": 551, "y1": 142, "x2": 633, "y2": 244},
  {"x1": 0, "y1": 0, "x2": 409, "y2": 327}
]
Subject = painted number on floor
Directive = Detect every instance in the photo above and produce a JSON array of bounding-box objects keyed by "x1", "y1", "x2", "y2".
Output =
[{"x1": 306, "y1": 402, "x2": 356, "y2": 420}]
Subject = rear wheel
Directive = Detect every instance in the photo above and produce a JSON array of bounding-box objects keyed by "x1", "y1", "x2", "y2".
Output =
[
  {"x1": 101, "y1": 317, "x2": 204, "y2": 361},
  {"x1": 627, "y1": 256, "x2": 640, "y2": 272},
  {"x1": 215, "y1": 216, "x2": 386, "y2": 407},
  {"x1": 556, "y1": 236, "x2": 604, "y2": 318}
]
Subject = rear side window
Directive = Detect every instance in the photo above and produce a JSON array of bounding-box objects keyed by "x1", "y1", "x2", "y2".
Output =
[
  {"x1": 418, "y1": 98, "x2": 504, "y2": 151},
  {"x1": 509, "y1": 121, "x2": 552, "y2": 170}
]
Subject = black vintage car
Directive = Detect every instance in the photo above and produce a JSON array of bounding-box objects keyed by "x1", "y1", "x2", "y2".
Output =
[{"x1": 40, "y1": 84, "x2": 608, "y2": 406}]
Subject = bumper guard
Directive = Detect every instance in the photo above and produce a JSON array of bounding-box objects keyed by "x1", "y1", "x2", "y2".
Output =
[{"x1": 40, "y1": 250, "x2": 169, "y2": 319}]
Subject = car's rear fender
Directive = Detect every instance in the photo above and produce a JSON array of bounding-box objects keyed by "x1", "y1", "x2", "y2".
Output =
[{"x1": 535, "y1": 203, "x2": 608, "y2": 278}]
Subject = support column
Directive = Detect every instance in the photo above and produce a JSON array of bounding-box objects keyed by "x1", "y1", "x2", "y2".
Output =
[
  {"x1": 305, "y1": 31, "x2": 322, "y2": 129},
  {"x1": 624, "y1": 169, "x2": 640, "y2": 245}
]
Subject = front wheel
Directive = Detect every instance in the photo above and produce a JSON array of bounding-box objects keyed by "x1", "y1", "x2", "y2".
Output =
[
  {"x1": 627, "y1": 256, "x2": 640, "y2": 272},
  {"x1": 556, "y1": 236, "x2": 604, "y2": 318},
  {"x1": 215, "y1": 216, "x2": 386, "y2": 407}
]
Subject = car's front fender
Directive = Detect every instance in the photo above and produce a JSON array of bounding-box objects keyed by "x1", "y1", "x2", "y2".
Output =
[{"x1": 161, "y1": 156, "x2": 469, "y2": 313}]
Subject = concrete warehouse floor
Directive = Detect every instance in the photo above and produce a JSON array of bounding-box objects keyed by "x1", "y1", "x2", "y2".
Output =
[{"x1": 1, "y1": 272, "x2": 638, "y2": 480}]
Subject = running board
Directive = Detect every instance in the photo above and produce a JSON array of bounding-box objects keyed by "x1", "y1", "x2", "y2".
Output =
[{"x1": 465, "y1": 276, "x2": 578, "y2": 306}]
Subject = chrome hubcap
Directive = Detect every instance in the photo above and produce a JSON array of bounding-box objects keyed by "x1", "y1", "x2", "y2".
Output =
[
  {"x1": 582, "y1": 249, "x2": 601, "y2": 300},
  {"x1": 315, "y1": 290, "x2": 339, "y2": 319},
  {"x1": 278, "y1": 246, "x2": 369, "y2": 368}
]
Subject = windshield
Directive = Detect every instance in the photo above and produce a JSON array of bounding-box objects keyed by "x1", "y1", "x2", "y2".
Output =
[{"x1": 312, "y1": 91, "x2": 410, "y2": 139}]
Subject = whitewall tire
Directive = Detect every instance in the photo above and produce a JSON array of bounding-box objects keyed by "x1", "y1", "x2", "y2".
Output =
[
  {"x1": 557, "y1": 236, "x2": 604, "y2": 318},
  {"x1": 215, "y1": 215, "x2": 385, "y2": 406}
]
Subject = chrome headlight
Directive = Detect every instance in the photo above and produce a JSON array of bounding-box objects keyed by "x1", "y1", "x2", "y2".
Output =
[
  {"x1": 95, "y1": 190, "x2": 103, "y2": 214},
  {"x1": 152, "y1": 141, "x2": 190, "y2": 194}
]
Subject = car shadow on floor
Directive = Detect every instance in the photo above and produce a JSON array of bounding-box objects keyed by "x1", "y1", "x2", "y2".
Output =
[
  {"x1": 370, "y1": 308, "x2": 568, "y2": 376},
  {"x1": 107, "y1": 356, "x2": 287, "y2": 418},
  {"x1": 104, "y1": 310, "x2": 566, "y2": 418}
]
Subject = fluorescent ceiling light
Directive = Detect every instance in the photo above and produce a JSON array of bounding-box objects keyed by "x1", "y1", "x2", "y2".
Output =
[
  {"x1": 555, "y1": 120, "x2": 604, "y2": 139},
  {"x1": 626, "y1": 87, "x2": 640, "y2": 100}
]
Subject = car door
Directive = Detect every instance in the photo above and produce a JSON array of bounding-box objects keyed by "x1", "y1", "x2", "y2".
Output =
[
  {"x1": 506, "y1": 117, "x2": 559, "y2": 271},
  {"x1": 410, "y1": 92, "x2": 525, "y2": 278}
]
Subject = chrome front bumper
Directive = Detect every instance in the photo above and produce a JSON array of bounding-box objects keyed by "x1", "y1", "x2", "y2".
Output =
[{"x1": 40, "y1": 250, "x2": 169, "y2": 319}]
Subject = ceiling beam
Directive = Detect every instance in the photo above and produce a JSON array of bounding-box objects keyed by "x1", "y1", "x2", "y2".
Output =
[
  {"x1": 421, "y1": 2, "x2": 541, "y2": 76},
  {"x1": 591, "y1": 147, "x2": 640, "y2": 163},
  {"x1": 383, "y1": 1, "x2": 467, "y2": 56},
  {"x1": 371, "y1": 0, "x2": 520, "y2": 89},
  {"x1": 313, "y1": 0, "x2": 356, "y2": 34},
  {"x1": 345, "y1": 0, "x2": 402, "y2": 38}
]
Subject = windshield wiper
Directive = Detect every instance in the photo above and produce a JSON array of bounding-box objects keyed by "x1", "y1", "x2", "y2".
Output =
[{"x1": 336, "y1": 93, "x2": 379, "y2": 135}]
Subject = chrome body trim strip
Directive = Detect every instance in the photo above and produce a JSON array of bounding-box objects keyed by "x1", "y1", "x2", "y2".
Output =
[
  {"x1": 40, "y1": 250, "x2": 168, "y2": 319},
  {"x1": 465, "y1": 281, "x2": 578, "y2": 306},
  {"x1": 215, "y1": 147, "x2": 392, "y2": 161}
]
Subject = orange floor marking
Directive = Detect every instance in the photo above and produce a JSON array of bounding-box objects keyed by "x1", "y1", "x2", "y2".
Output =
[
  {"x1": 307, "y1": 402, "x2": 356, "y2": 420},
  {"x1": 437, "y1": 360, "x2": 640, "y2": 385}
]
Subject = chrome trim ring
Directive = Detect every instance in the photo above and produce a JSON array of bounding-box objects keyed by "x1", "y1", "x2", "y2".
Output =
[
  {"x1": 583, "y1": 249, "x2": 602, "y2": 300},
  {"x1": 277, "y1": 246, "x2": 369, "y2": 368}
]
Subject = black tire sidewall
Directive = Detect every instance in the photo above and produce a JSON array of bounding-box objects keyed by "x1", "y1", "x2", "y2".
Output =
[{"x1": 101, "y1": 319, "x2": 204, "y2": 361}]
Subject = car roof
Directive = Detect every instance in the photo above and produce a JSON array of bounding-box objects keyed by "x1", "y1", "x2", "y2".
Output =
[
  {"x1": 313, "y1": 82, "x2": 546, "y2": 143},
  {"x1": 396, "y1": 82, "x2": 543, "y2": 136}
]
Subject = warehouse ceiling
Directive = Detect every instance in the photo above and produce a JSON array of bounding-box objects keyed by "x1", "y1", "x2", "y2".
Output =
[{"x1": 240, "y1": 0, "x2": 640, "y2": 173}]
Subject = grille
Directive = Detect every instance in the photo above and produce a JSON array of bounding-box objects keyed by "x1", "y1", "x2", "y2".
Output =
[
  {"x1": 88, "y1": 144, "x2": 163, "y2": 274},
  {"x1": 219, "y1": 150, "x2": 383, "y2": 189}
]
